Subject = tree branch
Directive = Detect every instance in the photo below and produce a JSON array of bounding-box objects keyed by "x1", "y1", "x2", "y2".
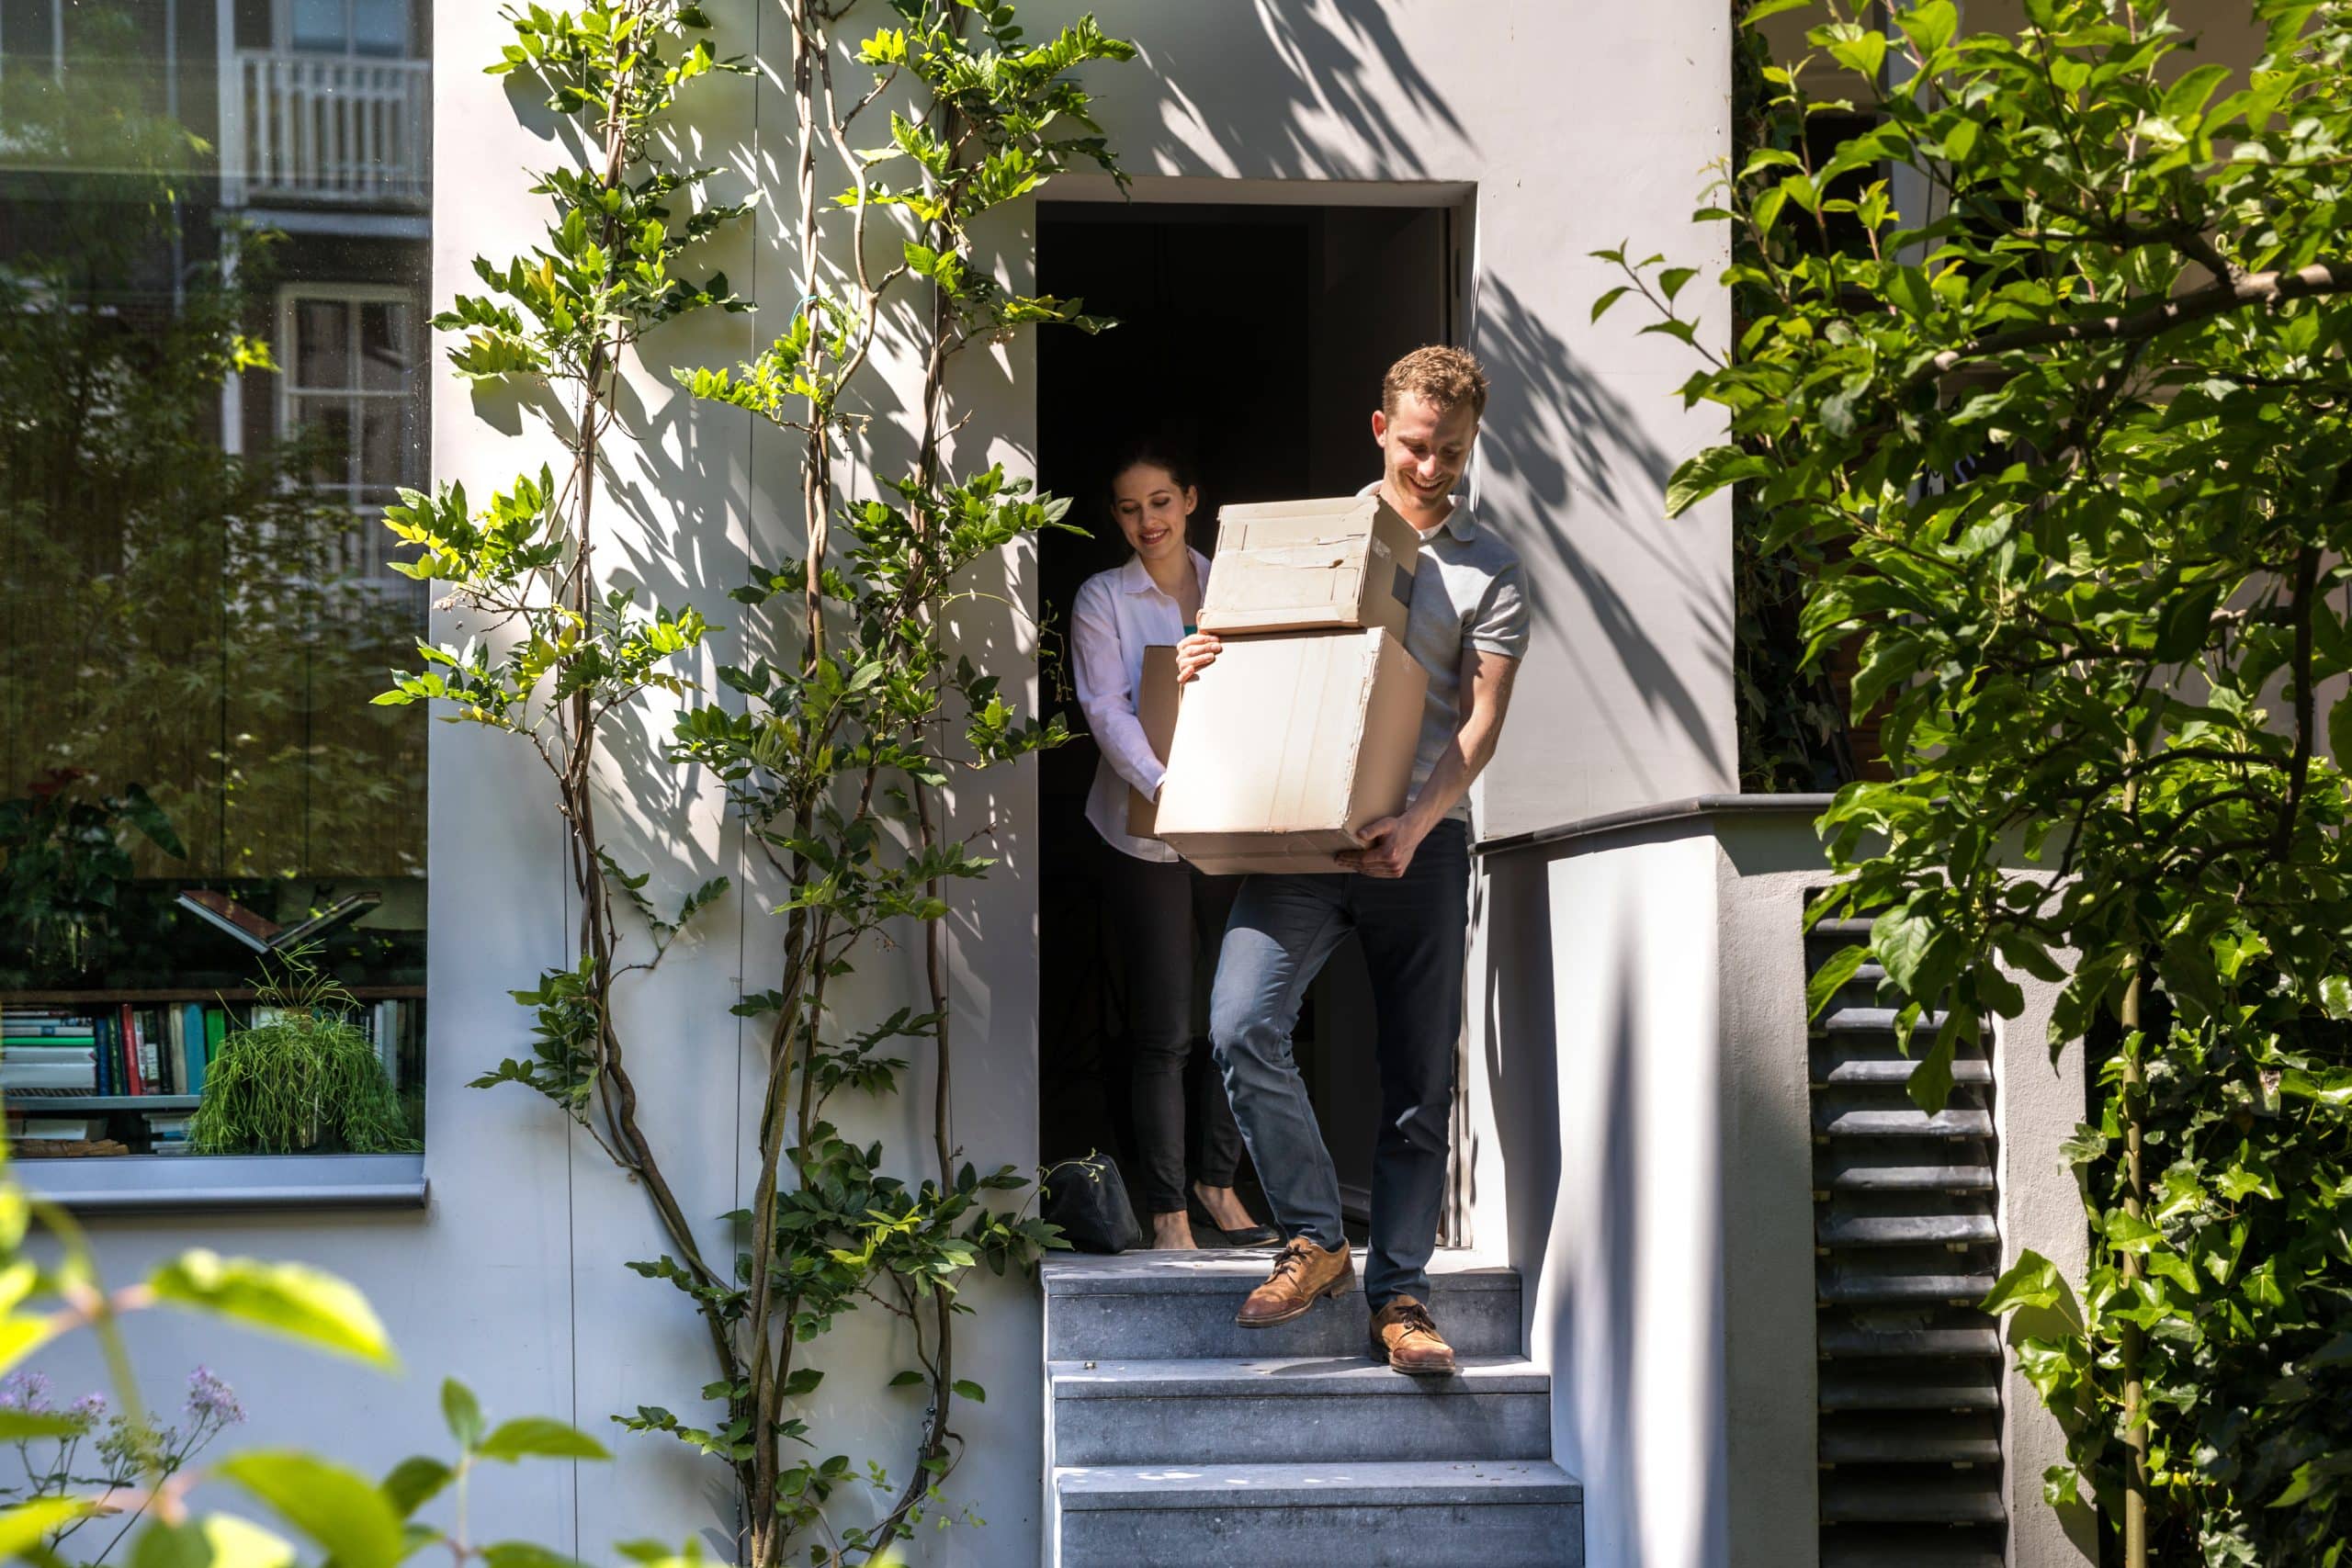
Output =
[{"x1": 1929, "y1": 260, "x2": 2352, "y2": 375}]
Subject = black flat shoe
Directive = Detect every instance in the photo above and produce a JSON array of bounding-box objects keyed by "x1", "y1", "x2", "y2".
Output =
[{"x1": 1189, "y1": 1193, "x2": 1280, "y2": 1247}]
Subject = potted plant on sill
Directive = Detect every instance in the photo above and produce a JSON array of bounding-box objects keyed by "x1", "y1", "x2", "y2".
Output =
[{"x1": 186, "y1": 946, "x2": 417, "y2": 1156}]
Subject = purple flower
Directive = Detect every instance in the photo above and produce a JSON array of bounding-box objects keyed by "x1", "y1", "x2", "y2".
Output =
[
  {"x1": 68, "y1": 1392, "x2": 107, "y2": 1425},
  {"x1": 0, "y1": 1371, "x2": 52, "y2": 1413},
  {"x1": 183, "y1": 1366, "x2": 243, "y2": 1427}
]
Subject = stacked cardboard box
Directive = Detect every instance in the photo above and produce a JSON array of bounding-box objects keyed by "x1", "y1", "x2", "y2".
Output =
[{"x1": 1136, "y1": 493, "x2": 1430, "y2": 875}]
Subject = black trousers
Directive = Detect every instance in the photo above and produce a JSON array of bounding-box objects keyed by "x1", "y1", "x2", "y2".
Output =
[{"x1": 1103, "y1": 843, "x2": 1244, "y2": 1215}]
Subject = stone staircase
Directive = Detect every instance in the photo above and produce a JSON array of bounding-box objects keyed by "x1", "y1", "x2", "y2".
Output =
[{"x1": 1042, "y1": 1250, "x2": 1582, "y2": 1565}]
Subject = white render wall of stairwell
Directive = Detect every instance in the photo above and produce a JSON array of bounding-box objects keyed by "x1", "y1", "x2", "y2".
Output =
[
  {"x1": 1041, "y1": 1252, "x2": 1581, "y2": 1566},
  {"x1": 1532, "y1": 829, "x2": 1729, "y2": 1568}
]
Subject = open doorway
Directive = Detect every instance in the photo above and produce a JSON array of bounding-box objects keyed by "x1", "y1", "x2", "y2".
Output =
[{"x1": 1035, "y1": 197, "x2": 1460, "y2": 1239}]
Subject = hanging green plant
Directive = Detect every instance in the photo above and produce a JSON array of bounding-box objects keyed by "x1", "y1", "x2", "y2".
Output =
[{"x1": 187, "y1": 948, "x2": 416, "y2": 1156}]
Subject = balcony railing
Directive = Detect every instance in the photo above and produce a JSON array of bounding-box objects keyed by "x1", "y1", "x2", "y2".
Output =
[{"x1": 230, "y1": 51, "x2": 430, "y2": 208}]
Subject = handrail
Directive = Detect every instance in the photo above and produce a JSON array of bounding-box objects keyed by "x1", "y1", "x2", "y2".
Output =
[
  {"x1": 229, "y1": 51, "x2": 430, "y2": 207},
  {"x1": 1474, "y1": 792, "x2": 1836, "y2": 858}
]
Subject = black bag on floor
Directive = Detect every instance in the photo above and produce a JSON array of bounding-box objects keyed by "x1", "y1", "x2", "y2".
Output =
[{"x1": 1040, "y1": 1154, "x2": 1144, "y2": 1255}]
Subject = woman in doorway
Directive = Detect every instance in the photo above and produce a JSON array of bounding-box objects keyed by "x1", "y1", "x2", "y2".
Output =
[{"x1": 1069, "y1": 440, "x2": 1276, "y2": 1250}]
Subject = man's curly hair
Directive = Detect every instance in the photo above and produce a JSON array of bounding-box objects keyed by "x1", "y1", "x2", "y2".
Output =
[{"x1": 1381, "y1": 344, "x2": 1488, "y2": 420}]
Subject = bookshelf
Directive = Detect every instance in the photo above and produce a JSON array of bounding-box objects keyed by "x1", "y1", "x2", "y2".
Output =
[
  {"x1": 2, "y1": 990, "x2": 424, "y2": 1157},
  {"x1": 3, "y1": 987, "x2": 426, "y2": 1004}
]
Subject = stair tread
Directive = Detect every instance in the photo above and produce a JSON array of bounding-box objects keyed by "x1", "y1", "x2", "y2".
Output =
[
  {"x1": 1816, "y1": 1213, "x2": 1999, "y2": 1247},
  {"x1": 1817, "y1": 1382, "x2": 2001, "y2": 1412},
  {"x1": 1042, "y1": 1250, "x2": 1518, "y2": 1296},
  {"x1": 1817, "y1": 1325, "x2": 2002, "y2": 1358},
  {"x1": 1820, "y1": 1487, "x2": 2007, "y2": 1524},
  {"x1": 1816, "y1": 1108, "x2": 1995, "y2": 1139},
  {"x1": 1818, "y1": 1059, "x2": 1992, "y2": 1085},
  {"x1": 1818, "y1": 1427, "x2": 2004, "y2": 1464},
  {"x1": 1820, "y1": 1545, "x2": 2002, "y2": 1568},
  {"x1": 1055, "y1": 1459, "x2": 1582, "y2": 1510},
  {"x1": 1822, "y1": 1164, "x2": 1996, "y2": 1191},
  {"x1": 1051, "y1": 1355, "x2": 1548, "y2": 1397},
  {"x1": 1819, "y1": 1006, "x2": 1955, "y2": 1034},
  {"x1": 1819, "y1": 1272, "x2": 1998, "y2": 1303}
]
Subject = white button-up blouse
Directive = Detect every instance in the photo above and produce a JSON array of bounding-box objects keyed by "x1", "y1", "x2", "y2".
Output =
[{"x1": 1070, "y1": 548, "x2": 1210, "y2": 863}]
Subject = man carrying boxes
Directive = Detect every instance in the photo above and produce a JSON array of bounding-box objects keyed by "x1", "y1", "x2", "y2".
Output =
[{"x1": 1168, "y1": 345, "x2": 1527, "y2": 1374}]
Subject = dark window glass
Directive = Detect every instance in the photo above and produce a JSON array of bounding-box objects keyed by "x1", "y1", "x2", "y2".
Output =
[{"x1": 0, "y1": 1, "x2": 429, "y2": 1158}]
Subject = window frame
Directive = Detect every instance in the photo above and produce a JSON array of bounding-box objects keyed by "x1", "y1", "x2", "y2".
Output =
[
  {"x1": 275, "y1": 280, "x2": 423, "y2": 507},
  {"x1": 276, "y1": 0, "x2": 414, "y2": 59}
]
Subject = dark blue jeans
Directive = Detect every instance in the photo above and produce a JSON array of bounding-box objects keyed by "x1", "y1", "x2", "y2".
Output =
[{"x1": 1209, "y1": 820, "x2": 1469, "y2": 1307}]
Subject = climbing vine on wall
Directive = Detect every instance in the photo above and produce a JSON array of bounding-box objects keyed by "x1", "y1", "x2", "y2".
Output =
[{"x1": 377, "y1": 3, "x2": 1132, "y2": 1562}]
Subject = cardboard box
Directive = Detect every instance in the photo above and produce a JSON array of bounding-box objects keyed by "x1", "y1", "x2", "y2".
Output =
[
  {"x1": 1154, "y1": 627, "x2": 1429, "y2": 875},
  {"x1": 1197, "y1": 493, "x2": 1422, "y2": 638},
  {"x1": 1126, "y1": 644, "x2": 1181, "y2": 839}
]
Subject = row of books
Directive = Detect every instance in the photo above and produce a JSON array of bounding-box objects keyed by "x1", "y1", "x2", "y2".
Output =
[
  {"x1": 0, "y1": 999, "x2": 419, "y2": 1100},
  {"x1": 0, "y1": 1005, "x2": 224, "y2": 1097}
]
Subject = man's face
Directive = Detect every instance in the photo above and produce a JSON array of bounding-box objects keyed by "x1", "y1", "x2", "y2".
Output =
[{"x1": 1373, "y1": 392, "x2": 1479, "y2": 522}]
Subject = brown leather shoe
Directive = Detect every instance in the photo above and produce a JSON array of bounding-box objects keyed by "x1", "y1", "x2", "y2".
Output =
[
  {"x1": 1369, "y1": 1294, "x2": 1457, "y2": 1375},
  {"x1": 1235, "y1": 1237, "x2": 1354, "y2": 1327}
]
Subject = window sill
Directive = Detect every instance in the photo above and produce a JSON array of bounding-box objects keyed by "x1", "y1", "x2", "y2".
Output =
[{"x1": 19, "y1": 1154, "x2": 427, "y2": 1215}]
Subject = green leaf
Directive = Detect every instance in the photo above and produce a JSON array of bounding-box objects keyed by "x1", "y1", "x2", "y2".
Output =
[
  {"x1": 1806, "y1": 943, "x2": 1869, "y2": 1021},
  {"x1": 2320, "y1": 976, "x2": 2352, "y2": 1021},
  {"x1": 483, "y1": 1545, "x2": 594, "y2": 1568},
  {"x1": 130, "y1": 1519, "x2": 215, "y2": 1568},
  {"x1": 2162, "y1": 63, "x2": 2233, "y2": 124},
  {"x1": 950, "y1": 1379, "x2": 986, "y2": 1404},
  {"x1": 192, "y1": 1516, "x2": 298, "y2": 1568},
  {"x1": 216, "y1": 1454, "x2": 404, "y2": 1568},
  {"x1": 2102, "y1": 1209, "x2": 2164, "y2": 1254},
  {"x1": 148, "y1": 1252, "x2": 397, "y2": 1370},
  {"x1": 0, "y1": 1410, "x2": 86, "y2": 1440},
  {"x1": 1665, "y1": 446, "x2": 1770, "y2": 517},
  {"x1": 1590, "y1": 286, "x2": 1632, "y2": 322},
  {"x1": 888, "y1": 1370, "x2": 924, "y2": 1388},
  {"x1": 1900, "y1": 0, "x2": 1958, "y2": 55},
  {"x1": 1826, "y1": 32, "x2": 1886, "y2": 78},
  {"x1": 1869, "y1": 905, "x2": 1939, "y2": 996},
  {"x1": 2155, "y1": 581, "x2": 2221, "y2": 662},
  {"x1": 1905, "y1": 1025, "x2": 1957, "y2": 1114},
  {"x1": 477, "y1": 1417, "x2": 611, "y2": 1463},
  {"x1": 2329, "y1": 691, "x2": 2352, "y2": 772},
  {"x1": 382, "y1": 1456, "x2": 456, "y2": 1517},
  {"x1": 1741, "y1": 0, "x2": 1814, "y2": 22},
  {"x1": 1657, "y1": 266, "x2": 1700, "y2": 303},
  {"x1": 442, "y1": 1379, "x2": 485, "y2": 1450},
  {"x1": 0, "y1": 1499, "x2": 87, "y2": 1556},
  {"x1": 1981, "y1": 1249, "x2": 2079, "y2": 1325}
]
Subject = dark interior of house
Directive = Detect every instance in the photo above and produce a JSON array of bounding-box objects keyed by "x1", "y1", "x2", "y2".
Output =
[{"x1": 1034, "y1": 199, "x2": 1453, "y2": 1231}]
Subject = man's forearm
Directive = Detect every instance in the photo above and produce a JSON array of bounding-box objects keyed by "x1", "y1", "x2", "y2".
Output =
[{"x1": 1402, "y1": 716, "x2": 1502, "y2": 837}]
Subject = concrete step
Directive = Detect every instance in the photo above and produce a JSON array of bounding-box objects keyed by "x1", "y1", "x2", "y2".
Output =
[
  {"x1": 1042, "y1": 1250, "x2": 1521, "y2": 1361},
  {"x1": 1815, "y1": 1212, "x2": 1999, "y2": 1248},
  {"x1": 1049, "y1": 1354, "x2": 1552, "y2": 1466},
  {"x1": 1053, "y1": 1459, "x2": 1582, "y2": 1566}
]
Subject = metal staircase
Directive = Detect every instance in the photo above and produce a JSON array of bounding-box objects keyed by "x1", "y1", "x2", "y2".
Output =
[
  {"x1": 1808, "y1": 919, "x2": 2008, "y2": 1567},
  {"x1": 1041, "y1": 1251, "x2": 1581, "y2": 1565}
]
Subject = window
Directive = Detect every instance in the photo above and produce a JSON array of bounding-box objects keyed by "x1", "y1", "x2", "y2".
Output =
[
  {"x1": 281, "y1": 288, "x2": 423, "y2": 509},
  {"x1": 279, "y1": 287, "x2": 425, "y2": 584},
  {"x1": 0, "y1": 0, "x2": 428, "y2": 1182},
  {"x1": 287, "y1": 0, "x2": 411, "y2": 58}
]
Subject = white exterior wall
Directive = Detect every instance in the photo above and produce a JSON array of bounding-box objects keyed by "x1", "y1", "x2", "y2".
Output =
[
  {"x1": 25, "y1": 3, "x2": 1736, "y2": 1562},
  {"x1": 1041, "y1": 0, "x2": 1739, "y2": 837},
  {"x1": 1531, "y1": 829, "x2": 1730, "y2": 1568}
]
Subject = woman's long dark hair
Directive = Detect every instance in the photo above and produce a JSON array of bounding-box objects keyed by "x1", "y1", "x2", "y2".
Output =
[{"x1": 1104, "y1": 433, "x2": 1198, "y2": 502}]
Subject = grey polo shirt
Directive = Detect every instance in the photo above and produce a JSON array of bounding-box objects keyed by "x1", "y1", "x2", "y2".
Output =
[{"x1": 1364, "y1": 483, "x2": 1531, "y2": 825}]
